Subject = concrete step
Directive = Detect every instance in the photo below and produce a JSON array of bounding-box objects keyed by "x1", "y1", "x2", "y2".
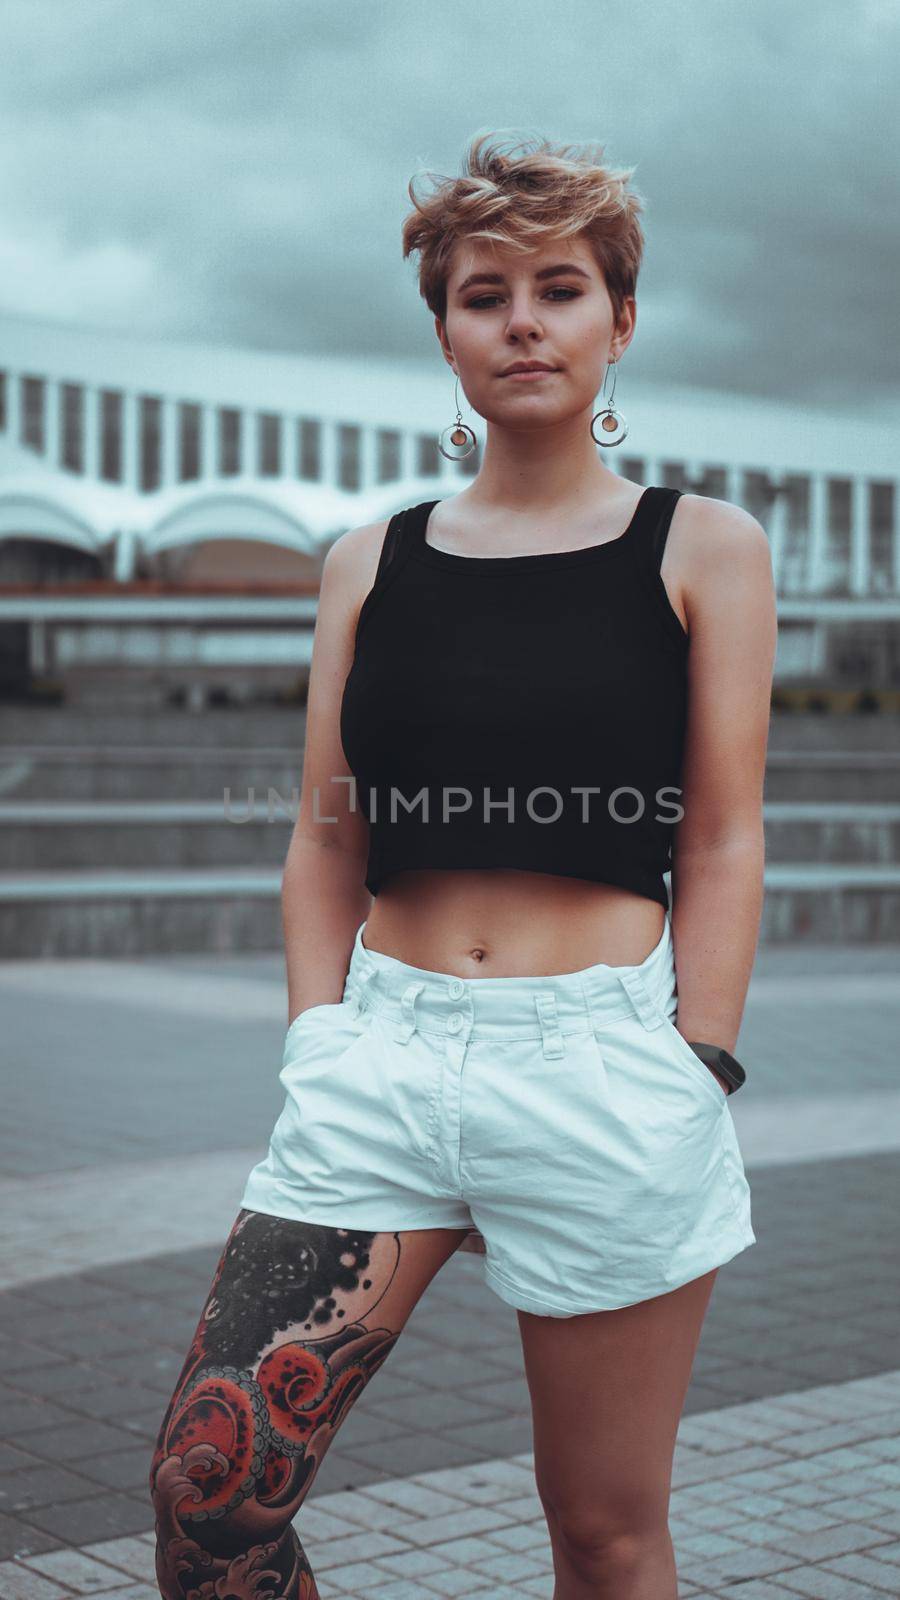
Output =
[
  {"x1": 5, "y1": 734, "x2": 900, "y2": 801},
  {"x1": 762, "y1": 802, "x2": 900, "y2": 861},
  {"x1": 1, "y1": 864, "x2": 899, "y2": 956},
  {"x1": 0, "y1": 867, "x2": 282, "y2": 958},
  {"x1": 2, "y1": 706, "x2": 894, "y2": 750},
  {"x1": 0, "y1": 747, "x2": 305, "y2": 800},
  {"x1": 0, "y1": 801, "x2": 293, "y2": 869},
  {"x1": 0, "y1": 705, "x2": 309, "y2": 747},
  {"x1": 0, "y1": 799, "x2": 898, "y2": 871},
  {"x1": 765, "y1": 712, "x2": 900, "y2": 751},
  {"x1": 4, "y1": 746, "x2": 900, "y2": 803},
  {"x1": 763, "y1": 750, "x2": 900, "y2": 801}
]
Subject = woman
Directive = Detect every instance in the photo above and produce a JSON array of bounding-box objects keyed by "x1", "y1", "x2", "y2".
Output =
[{"x1": 151, "y1": 132, "x2": 777, "y2": 1600}]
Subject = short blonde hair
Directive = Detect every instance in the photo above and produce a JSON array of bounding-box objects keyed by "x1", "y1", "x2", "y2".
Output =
[{"x1": 402, "y1": 129, "x2": 646, "y2": 332}]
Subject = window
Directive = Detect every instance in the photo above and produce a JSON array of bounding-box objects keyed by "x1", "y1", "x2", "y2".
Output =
[
  {"x1": 870, "y1": 481, "x2": 895, "y2": 597},
  {"x1": 62, "y1": 383, "x2": 84, "y2": 472},
  {"x1": 377, "y1": 429, "x2": 401, "y2": 482},
  {"x1": 416, "y1": 433, "x2": 440, "y2": 477},
  {"x1": 100, "y1": 389, "x2": 122, "y2": 481},
  {"x1": 338, "y1": 424, "x2": 361, "y2": 491},
  {"x1": 298, "y1": 417, "x2": 320, "y2": 479},
  {"x1": 22, "y1": 375, "x2": 45, "y2": 452},
  {"x1": 219, "y1": 408, "x2": 241, "y2": 476},
  {"x1": 457, "y1": 440, "x2": 480, "y2": 477},
  {"x1": 258, "y1": 412, "x2": 281, "y2": 476},
  {"x1": 140, "y1": 395, "x2": 162, "y2": 491},
  {"x1": 743, "y1": 470, "x2": 779, "y2": 522},
  {"x1": 826, "y1": 478, "x2": 852, "y2": 595},
  {"x1": 780, "y1": 475, "x2": 811, "y2": 596},
  {"x1": 179, "y1": 403, "x2": 201, "y2": 481},
  {"x1": 0, "y1": 371, "x2": 6, "y2": 431},
  {"x1": 694, "y1": 466, "x2": 728, "y2": 500}
]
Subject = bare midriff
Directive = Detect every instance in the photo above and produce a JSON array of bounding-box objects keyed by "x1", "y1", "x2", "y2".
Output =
[{"x1": 361, "y1": 867, "x2": 666, "y2": 978}]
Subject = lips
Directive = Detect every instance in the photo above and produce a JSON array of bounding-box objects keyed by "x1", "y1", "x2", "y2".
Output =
[{"x1": 500, "y1": 365, "x2": 558, "y2": 377}]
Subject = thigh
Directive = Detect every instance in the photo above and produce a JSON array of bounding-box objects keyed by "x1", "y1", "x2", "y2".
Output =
[
  {"x1": 519, "y1": 1268, "x2": 717, "y2": 1532},
  {"x1": 151, "y1": 1209, "x2": 468, "y2": 1583}
]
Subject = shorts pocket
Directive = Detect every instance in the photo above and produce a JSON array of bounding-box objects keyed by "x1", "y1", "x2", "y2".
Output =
[
  {"x1": 659, "y1": 1014, "x2": 728, "y2": 1107},
  {"x1": 283, "y1": 1001, "x2": 345, "y2": 1052},
  {"x1": 280, "y1": 999, "x2": 364, "y2": 1079}
]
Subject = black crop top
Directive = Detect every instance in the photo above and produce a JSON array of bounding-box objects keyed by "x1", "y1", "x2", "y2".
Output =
[{"x1": 339, "y1": 486, "x2": 689, "y2": 907}]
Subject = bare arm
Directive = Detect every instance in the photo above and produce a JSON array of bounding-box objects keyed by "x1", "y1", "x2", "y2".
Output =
[
  {"x1": 668, "y1": 496, "x2": 778, "y2": 1057},
  {"x1": 280, "y1": 517, "x2": 389, "y2": 1025}
]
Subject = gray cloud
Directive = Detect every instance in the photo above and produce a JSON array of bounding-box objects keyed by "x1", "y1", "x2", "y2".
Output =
[{"x1": 0, "y1": 0, "x2": 897, "y2": 415}]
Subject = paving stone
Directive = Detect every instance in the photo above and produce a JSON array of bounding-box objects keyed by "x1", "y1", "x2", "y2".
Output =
[
  {"x1": 60, "y1": 1536, "x2": 157, "y2": 1582},
  {"x1": 12, "y1": 1548, "x2": 135, "y2": 1592},
  {"x1": 681, "y1": 1544, "x2": 804, "y2": 1586},
  {"x1": 471, "y1": 1548, "x2": 547, "y2": 1582},
  {"x1": 818, "y1": 1551, "x2": 900, "y2": 1590},
  {"x1": 0, "y1": 1522, "x2": 61, "y2": 1565},
  {"x1": 320, "y1": 1558, "x2": 410, "y2": 1591},
  {"x1": 0, "y1": 1465, "x2": 112, "y2": 1516},
  {"x1": 417, "y1": 1573, "x2": 495, "y2": 1598},
  {"x1": 765, "y1": 1521, "x2": 895, "y2": 1561},
  {"x1": 774, "y1": 1565, "x2": 894, "y2": 1597},
  {"x1": 861, "y1": 1540, "x2": 900, "y2": 1562},
  {"x1": 677, "y1": 1529, "x2": 754, "y2": 1560},
  {"x1": 399, "y1": 1504, "x2": 518, "y2": 1548},
  {"x1": 0, "y1": 1569, "x2": 71, "y2": 1599},
  {"x1": 356, "y1": 1481, "x2": 473, "y2": 1520},
  {"x1": 369, "y1": 1547, "x2": 446, "y2": 1579},
  {"x1": 377, "y1": 1582, "x2": 440, "y2": 1600},
  {"x1": 817, "y1": 1495, "x2": 899, "y2": 1523},
  {"x1": 306, "y1": 1529, "x2": 411, "y2": 1570},
  {"x1": 862, "y1": 1508, "x2": 900, "y2": 1536},
  {"x1": 711, "y1": 1585, "x2": 809, "y2": 1599},
  {"x1": 21, "y1": 1499, "x2": 151, "y2": 1548},
  {"x1": 481, "y1": 1522, "x2": 551, "y2": 1553}
]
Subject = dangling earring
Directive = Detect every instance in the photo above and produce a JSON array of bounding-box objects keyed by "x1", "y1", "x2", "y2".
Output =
[
  {"x1": 590, "y1": 358, "x2": 628, "y2": 447},
  {"x1": 439, "y1": 373, "x2": 478, "y2": 460}
]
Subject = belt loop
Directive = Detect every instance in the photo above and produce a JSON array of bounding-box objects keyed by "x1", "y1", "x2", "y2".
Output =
[
  {"x1": 578, "y1": 975, "x2": 598, "y2": 1038},
  {"x1": 349, "y1": 965, "x2": 376, "y2": 1018},
  {"x1": 534, "y1": 990, "x2": 566, "y2": 1059},
  {"x1": 616, "y1": 969, "x2": 665, "y2": 1032},
  {"x1": 394, "y1": 980, "x2": 425, "y2": 1044}
]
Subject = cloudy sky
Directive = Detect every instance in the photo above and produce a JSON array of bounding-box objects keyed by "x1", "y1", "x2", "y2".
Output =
[{"x1": 1, "y1": 0, "x2": 897, "y2": 417}]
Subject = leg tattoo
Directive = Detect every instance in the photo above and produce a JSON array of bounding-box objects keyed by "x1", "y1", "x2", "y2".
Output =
[{"x1": 149, "y1": 1209, "x2": 404, "y2": 1598}]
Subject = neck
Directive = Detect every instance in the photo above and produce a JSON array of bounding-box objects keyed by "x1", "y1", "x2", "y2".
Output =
[{"x1": 466, "y1": 403, "x2": 623, "y2": 516}]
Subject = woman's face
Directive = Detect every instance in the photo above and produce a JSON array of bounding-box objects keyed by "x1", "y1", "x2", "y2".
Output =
[{"x1": 437, "y1": 234, "x2": 634, "y2": 432}]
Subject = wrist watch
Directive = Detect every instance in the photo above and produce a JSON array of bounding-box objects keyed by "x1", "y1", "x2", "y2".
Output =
[{"x1": 686, "y1": 1042, "x2": 746, "y2": 1095}]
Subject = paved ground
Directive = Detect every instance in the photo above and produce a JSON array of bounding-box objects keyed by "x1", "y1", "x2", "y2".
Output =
[{"x1": 0, "y1": 940, "x2": 898, "y2": 1597}]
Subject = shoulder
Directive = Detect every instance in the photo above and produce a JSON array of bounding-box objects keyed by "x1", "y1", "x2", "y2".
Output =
[
  {"x1": 673, "y1": 493, "x2": 772, "y2": 570},
  {"x1": 673, "y1": 495, "x2": 777, "y2": 638},
  {"x1": 319, "y1": 515, "x2": 393, "y2": 611},
  {"x1": 322, "y1": 516, "x2": 391, "y2": 583}
]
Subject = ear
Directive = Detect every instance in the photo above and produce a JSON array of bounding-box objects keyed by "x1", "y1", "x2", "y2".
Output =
[{"x1": 434, "y1": 314, "x2": 455, "y2": 367}]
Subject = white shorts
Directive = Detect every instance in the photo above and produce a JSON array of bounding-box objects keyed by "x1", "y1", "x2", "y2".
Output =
[{"x1": 240, "y1": 915, "x2": 756, "y2": 1317}]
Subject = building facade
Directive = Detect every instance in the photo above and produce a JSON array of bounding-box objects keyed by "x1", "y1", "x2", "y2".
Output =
[{"x1": 1, "y1": 310, "x2": 898, "y2": 703}]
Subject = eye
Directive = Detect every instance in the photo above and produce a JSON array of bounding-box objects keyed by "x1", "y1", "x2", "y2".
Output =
[{"x1": 467, "y1": 287, "x2": 581, "y2": 309}]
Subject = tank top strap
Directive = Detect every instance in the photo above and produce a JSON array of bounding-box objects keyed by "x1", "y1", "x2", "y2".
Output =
[
  {"x1": 628, "y1": 485, "x2": 683, "y2": 576},
  {"x1": 373, "y1": 504, "x2": 421, "y2": 585}
]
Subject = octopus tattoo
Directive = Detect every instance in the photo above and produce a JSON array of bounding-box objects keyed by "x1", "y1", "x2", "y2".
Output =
[{"x1": 149, "y1": 1209, "x2": 402, "y2": 1598}]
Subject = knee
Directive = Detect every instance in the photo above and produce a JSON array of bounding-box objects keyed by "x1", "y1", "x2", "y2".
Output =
[{"x1": 542, "y1": 1496, "x2": 669, "y2": 1584}]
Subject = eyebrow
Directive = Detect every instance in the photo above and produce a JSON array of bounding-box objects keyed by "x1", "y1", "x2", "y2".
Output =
[{"x1": 455, "y1": 262, "x2": 593, "y2": 294}]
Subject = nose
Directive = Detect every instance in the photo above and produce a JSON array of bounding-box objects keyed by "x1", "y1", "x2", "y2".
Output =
[{"x1": 504, "y1": 288, "x2": 545, "y2": 341}]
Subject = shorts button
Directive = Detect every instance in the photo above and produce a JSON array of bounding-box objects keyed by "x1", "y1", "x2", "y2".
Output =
[
  {"x1": 448, "y1": 979, "x2": 465, "y2": 999},
  {"x1": 447, "y1": 1012, "x2": 463, "y2": 1033}
]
